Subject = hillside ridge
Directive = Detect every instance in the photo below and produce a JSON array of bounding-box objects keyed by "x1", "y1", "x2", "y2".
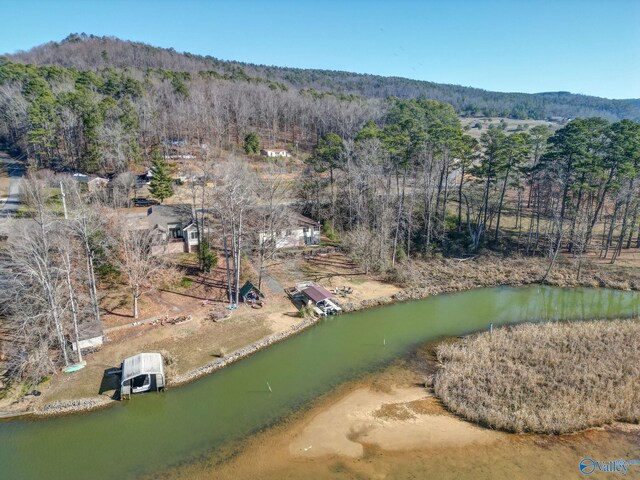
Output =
[{"x1": 4, "y1": 33, "x2": 639, "y2": 121}]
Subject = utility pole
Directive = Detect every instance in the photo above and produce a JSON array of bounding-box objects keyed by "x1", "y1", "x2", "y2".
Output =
[{"x1": 60, "y1": 181, "x2": 68, "y2": 220}]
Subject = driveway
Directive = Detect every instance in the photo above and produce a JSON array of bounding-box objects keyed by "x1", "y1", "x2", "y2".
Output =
[{"x1": 0, "y1": 151, "x2": 25, "y2": 219}]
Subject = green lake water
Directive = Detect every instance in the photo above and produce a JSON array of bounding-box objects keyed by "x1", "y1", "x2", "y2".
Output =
[{"x1": 1, "y1": 286, "x2": 639, "y2": 480}]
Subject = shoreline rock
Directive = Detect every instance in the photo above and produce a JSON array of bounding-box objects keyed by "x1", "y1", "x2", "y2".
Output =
[
  {"x1": 171, "y1": 316, "x2": 321, "y2": 386},
  {"x1": 33, "y1": 397, "x2": 115, "y2": 417}
]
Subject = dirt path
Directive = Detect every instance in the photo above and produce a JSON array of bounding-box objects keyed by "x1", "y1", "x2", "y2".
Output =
[{"x1": 0, "y1": 151, "x2": 25, "y2": 219}]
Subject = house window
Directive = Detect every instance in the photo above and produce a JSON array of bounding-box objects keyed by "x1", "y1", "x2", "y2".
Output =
[
  {"x1": 286, "y1": 229, "x2": 292, "y2": 236},
  {"x1": 168, "y1": 223, "x2": 183, "y2": 239},
  {"x1": 190, "y1": 231, "x2": 198, "y2": 240}
]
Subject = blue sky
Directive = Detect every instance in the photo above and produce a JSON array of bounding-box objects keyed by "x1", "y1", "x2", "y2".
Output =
[{"x1": 1, "y1": 0, "x2": 639, "y2": 99}]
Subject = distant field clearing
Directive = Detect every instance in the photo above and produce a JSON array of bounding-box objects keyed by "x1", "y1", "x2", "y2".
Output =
[{"x1": 459, "y1": 116, "x2": 559, "y2": 139}]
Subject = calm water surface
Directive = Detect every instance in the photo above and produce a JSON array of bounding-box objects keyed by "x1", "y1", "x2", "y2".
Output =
[{"x1": 1, "y1": 286, "x2": 639, "y2": 479}]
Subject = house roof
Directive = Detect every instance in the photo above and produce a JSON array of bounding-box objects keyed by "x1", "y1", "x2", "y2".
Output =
[
  {"x1": 250, "y1": 208, "x2": 320, "y2": 231},
  {"x1": 88, "y1": 177, "x2": 109, "y2": 184},
  {"x1": 146, "y1": 204, "x2": 193, "y2": 229},
  {"x1": 262, "y1": 148, "x2": 287, "y2": 152},
  {"x1": 289, "y1": 211, "x2": 320, "y2": 228},
  {"x1": 302, "y1": 285, "x2": 334, "y2": 303},
  {"x1": 71, "y1": 173, "x2": 108, "y2": 184},
  {"x1": 121, "y1": 352, "x2": 164, "y2": 385}
]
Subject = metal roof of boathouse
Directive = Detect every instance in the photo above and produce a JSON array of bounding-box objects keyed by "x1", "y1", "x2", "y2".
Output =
[
  {"x1": 301, "y1": 285, "x2": 334, "y2": 303},
  {"x1": 121, "y1": 352, "x2": 165, "y2": 385}
]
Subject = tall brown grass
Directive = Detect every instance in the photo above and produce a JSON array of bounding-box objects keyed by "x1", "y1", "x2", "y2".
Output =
[
  {"x1": 388, "y1": 253, "x2": 640, "y2": 298},
  {"x1": 434, "y1": 319, "x2": 640, "y2": 434}
]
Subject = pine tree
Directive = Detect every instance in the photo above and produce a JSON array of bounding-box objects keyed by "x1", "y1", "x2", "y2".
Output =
[
  {"x1": 198, "y1": 239, "x2": 218, "y2": 272},
  {"x1": 148, "y1": 151, "x2": 174, "y2": 203},
  {"x1": 243, "y1": 131, "x2": 261, "y2": 154}
]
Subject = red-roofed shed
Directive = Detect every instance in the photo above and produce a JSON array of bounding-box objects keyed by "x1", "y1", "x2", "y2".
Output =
[{"x1": 301, "y1": 285, "x2": 334, "y2": 303}]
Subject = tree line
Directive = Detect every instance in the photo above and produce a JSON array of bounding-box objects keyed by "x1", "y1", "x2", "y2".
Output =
[
  {"x1": 7, "y1": 34, "x2": 640, "y2": 121},
  {"x1": 0, "y1": 56, "x2": 381, "y2": 174},
  {"x1": 2, "y1": 100, "x2": 639, "y2": 384},
  {"x1": 2, "y1": 37, "x2": 639, "y2": 385},
  {"x1": 301, "y1": 99, "x2": 640, "y2": 276}
]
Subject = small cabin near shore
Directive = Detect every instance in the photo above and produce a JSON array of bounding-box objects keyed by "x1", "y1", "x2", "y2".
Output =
[
  {"x1": 70, "y1": 319, "x2": 104, "y2": 352},
  {"x1": 298, "y1": 282, "x2": 342, "y2": 315},
  {"x1": 120, "y1": 352, "x2": 165, "y2": 399}
]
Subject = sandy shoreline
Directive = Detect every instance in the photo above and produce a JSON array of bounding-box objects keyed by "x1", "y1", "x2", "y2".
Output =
[
  {"x1": 289, "y1": 386, "x2": 504, "y2": 458},
  {"x1": 156, "y1": 355, "x2": 640, "y2": 480}
]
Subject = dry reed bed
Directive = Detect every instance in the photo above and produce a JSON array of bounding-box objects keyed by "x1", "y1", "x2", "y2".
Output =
[
  {"x1": 399, "y1": 254, "x2": 640, "y2": 296},
  {"x1": 434, "y1": 319, "x2": 640, "y2": 434}
]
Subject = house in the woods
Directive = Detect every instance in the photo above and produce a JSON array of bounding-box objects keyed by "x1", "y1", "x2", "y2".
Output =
[
  {"x1": 297, "y1": 282, "x2": 342, "y2": 315},
  {"x1": 142, "y1": 166, "x2": 188, "y2": 184},
  {"x1": 162, "y1": 138, "x2": 187, "y2": 147},
  {"x1": 145, "y1": 204, "x2": 200, "y2": 254},
  {"x1": 120, "y1": 352, "x2": 165, "y2": 398},
  {"x1": 71, "y1": 173, "x2": 109, "y2": 193},
  {"x1": 260, "y1": 148, "x2": 291, "y2": 158},
  {"x1": 136, "y1": 172, "x2": 151, "y2": 187},
  {"x1": 258, "y1": 211, "x2": 321, "y2": 249}
]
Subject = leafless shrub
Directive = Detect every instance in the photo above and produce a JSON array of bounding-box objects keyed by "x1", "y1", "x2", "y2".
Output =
[
  {"x1": 159, "y1": 349, "x2": 178, "y2": 381},
  {"x1": 207, "y1": 305, "x2": 230, "y2": 322}
]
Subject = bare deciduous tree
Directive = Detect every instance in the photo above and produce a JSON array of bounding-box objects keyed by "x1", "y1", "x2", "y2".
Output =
[
  {"x1": 111, "y1": 221, "x2": 167, "y2": 319},
  {"x1": 253, "y1": 161, "x2": 292, "y2": 290},
  {"x1": 211, "y1": 159, "x2": 254, "y2": 306},
  {"x1": 111, "y1": 171, "x2": 138, "y2": 208}
]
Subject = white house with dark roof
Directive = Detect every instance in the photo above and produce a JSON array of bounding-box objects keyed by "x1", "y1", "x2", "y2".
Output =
[{"x1": 260, "y1": 148, "x2": 291, "y2": 158}]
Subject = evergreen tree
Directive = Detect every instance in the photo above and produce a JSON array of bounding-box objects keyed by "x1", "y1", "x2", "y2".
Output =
[
  {"x1": 307, "y1": 132, "x2": 345, "y2": 228},
  {"x1": 243, "y1": 131, "x2": 261, "y2": 154},
  {"x1": 148, "y1": 151, "x2": 174, "y2": 203},
  {"x1": 308, "y1": 132, "x2": 345, "y2": 181},
  {"x1": 198, "y1": 239, "x2": 218, "y2": 273}
]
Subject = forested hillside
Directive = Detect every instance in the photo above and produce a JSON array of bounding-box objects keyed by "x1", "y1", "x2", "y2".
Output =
[
  {"x1": 5, "y1": 34, "x2": 640, "y2": 121},
  {"x1": 0, "y1": 42, "x2": 381, "y2": 173}
]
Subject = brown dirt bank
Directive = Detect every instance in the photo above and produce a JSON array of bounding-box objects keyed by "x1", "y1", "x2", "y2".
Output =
[
  {"x1": 435, "y1": 319, "x2": 640, "y2": 434},
  {"x1": 414, "y1": 252, "x2": 636, "y2": 297}
]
